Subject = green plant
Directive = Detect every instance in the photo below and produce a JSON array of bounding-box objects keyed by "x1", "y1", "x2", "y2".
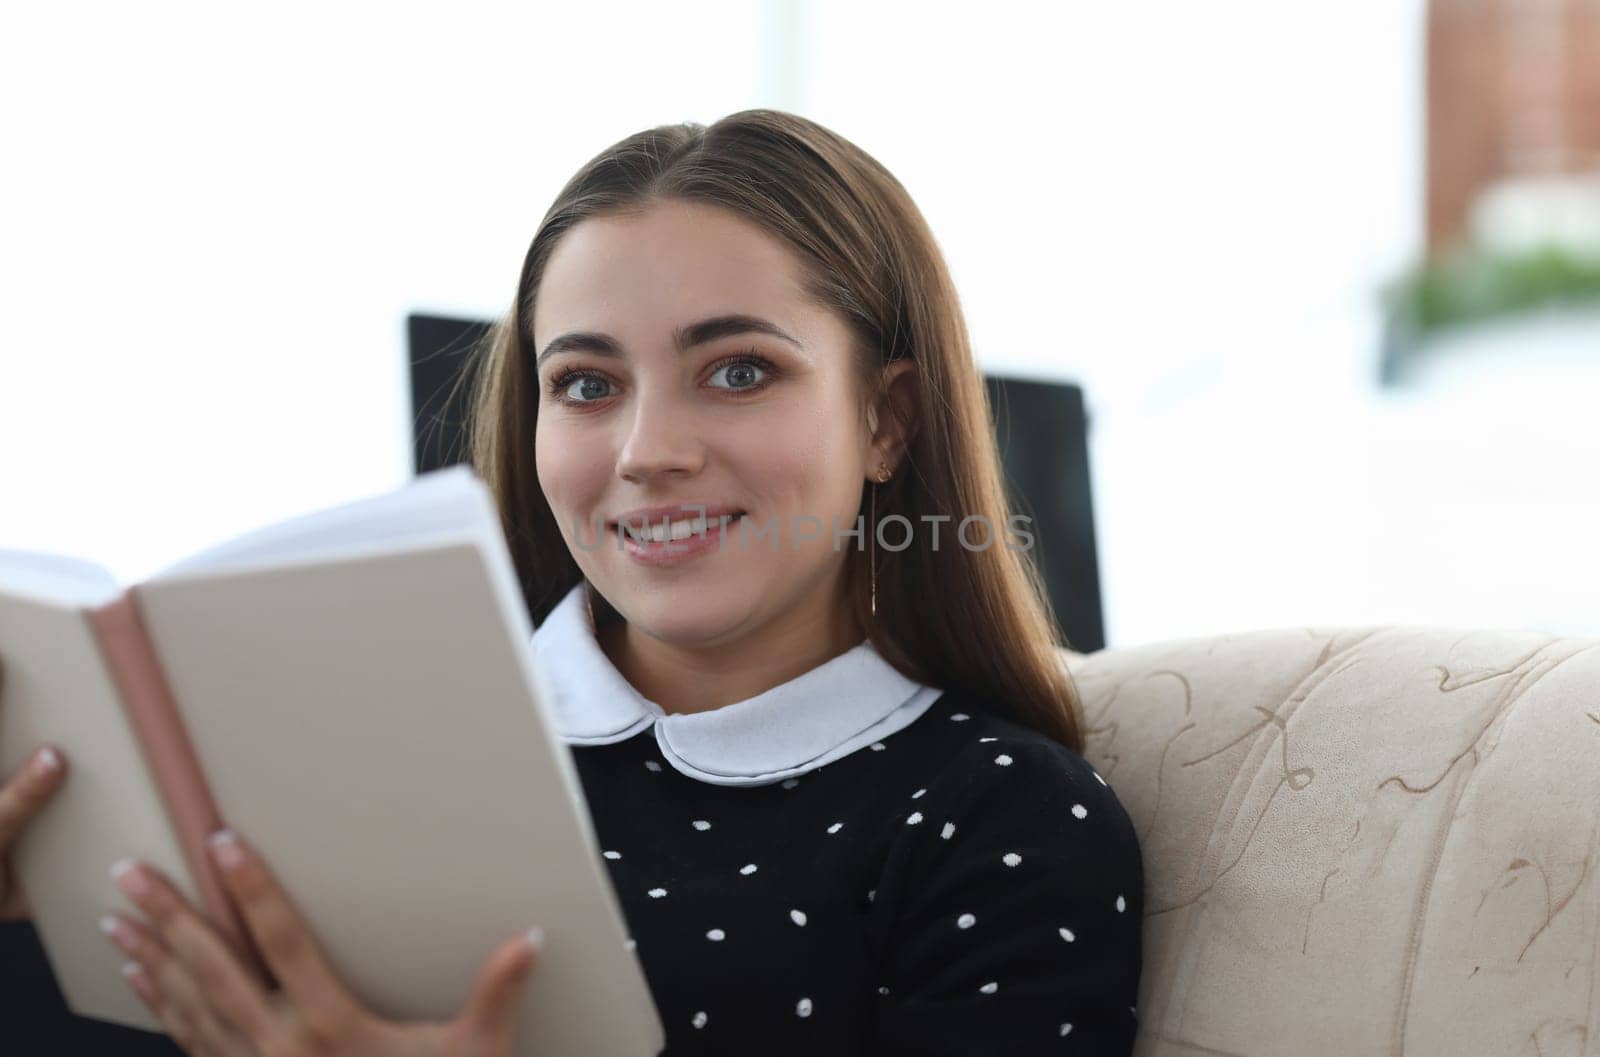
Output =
[{"x1": 1384, "y1": 243, "x2": 1600, "y2": 338}]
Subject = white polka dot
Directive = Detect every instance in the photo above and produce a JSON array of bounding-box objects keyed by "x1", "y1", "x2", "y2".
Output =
[
  {"x1": 1059, "y1": 926, "x2": 1075, "y2": 942},
  {"x1": 827, "y1": 821, "x2": 844, "y2": 834},
  {"x1": 978, "y1": 736, "x2": 998, "y2": 742},
  {"x1": 911, "y1": 788, "x2": 926, "y2": 799},
  {"x1": 647, "y1": 888, "x2": 667, "y2": 898},
  {"x1": 1060, "y1": 1022, "x2": 1073, "y2": 1036},
  {"x1": 877, "y1": 985, "x2": 890, "y2": 996},
  {"x1": 906, "y1": 811, "x2": 923, "y2": 825},
  {"x1": 692, "y1": 819, "x2": 712, "y2": 831},
  {"x1": 624, "y1": 938, "x2": 637, "y2": 951},
  {"x1": 782, "y1": 778, "x2": 800, "y2": 789},
  {"x1": 940, "y1": 822, "x2": 956, "y2": 839},
  {"x1": 1116, "y1": 894, "x2": 1126, "y2": 912},
  {"x1": 951, "y1": 712, "x2": 970, "y2": 721},
  {"x1": 740, "y1": 863, "x2": 759, "y2": 875},
  {"x1": 870, "y1": 742, "x2": 886, "y2": 751},
  {"x1": 796, "y1": 997, "x2": 813, "y2": 1017},
  {"x1": 957, "y1": 913, "x2": 976, "y2": 929},
  {"x1": 1071, "y1": 803, "x2": 1088, "y2": 820},
  {"x1": 692, "y1": 1011, "x2": 708, "y2": 1029},
  {"x1": 994, "y1": 754, "x2": 1013, "y2": 766},
  {"x1": 602, "y1": 850, "x2": 621, "y2": 860},
  {"x1": 867, "y1": 888, "x2": 876, "y2": 902},
  {"x1": 706, "y1": 928, "x2": 725, "y2": 941},
  {"x1": 978, "y1": 981, "x2": 998, "y2": 994},
  {"x1": 1002, "y1": 852, "x2": 1022, "y2": 867},
  {"x1": 790, "y1": 909, "x2": 807, "y2": 926},
  {"x1": 1093, "y1": 771, "x2": 1107, "y2": 785},
  {"x1": 644, "y1": 760, "x2": 662, "y2": 772}
]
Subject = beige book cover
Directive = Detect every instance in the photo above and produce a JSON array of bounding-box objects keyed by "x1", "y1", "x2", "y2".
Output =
[{"x1": 0, "y1": 466, "x2": 665, "y2": 1057}]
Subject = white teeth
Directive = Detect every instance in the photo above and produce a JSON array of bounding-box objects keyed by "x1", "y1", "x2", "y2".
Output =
[{"x1": 622, "y1": 513, "x2": 743, "y2": 544}]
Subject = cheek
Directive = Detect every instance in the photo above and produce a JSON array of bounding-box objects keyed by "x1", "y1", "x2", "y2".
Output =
[
  {"x1": 535, "y1": 418, "x2": 612, "y2": 526},
  {"x1": 727, "y1": 399, "x2": 860, "y2": 520}
]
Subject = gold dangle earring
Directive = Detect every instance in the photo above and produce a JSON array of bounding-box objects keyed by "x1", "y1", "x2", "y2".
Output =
[{"x1": 870, "y1": 463, "x2": 890, "y2": 616}]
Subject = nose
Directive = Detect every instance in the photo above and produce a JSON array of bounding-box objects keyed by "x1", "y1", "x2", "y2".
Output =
[{"x1": 614, "y1": 384, "x2": 706, "y2": 484}]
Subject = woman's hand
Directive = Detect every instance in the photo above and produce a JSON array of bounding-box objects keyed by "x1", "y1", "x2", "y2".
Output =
[
  {"x1": 102, "y1": 828, "x2": 544, "y2": 1057},
  {"x1": 0, "y1": 744, "x2": 66, "y2": 921},
  {"x1": 0, "y1": 656, "x2": 70, "y2": 922}
]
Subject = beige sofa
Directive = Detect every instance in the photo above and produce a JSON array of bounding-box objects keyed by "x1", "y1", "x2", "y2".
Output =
[{"x1": 1062, "y1": 627, "x2": 1600, "y2": 1057}]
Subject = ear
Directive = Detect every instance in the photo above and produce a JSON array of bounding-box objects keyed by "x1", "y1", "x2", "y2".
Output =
[{"x1": 864, "y1": 358, "x2": 920, "y2": 478}]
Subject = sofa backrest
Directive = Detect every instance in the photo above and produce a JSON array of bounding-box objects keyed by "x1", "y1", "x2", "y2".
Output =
[{"x1": 1064, "y1": 627, "x2": 1600, "y2": 1056}]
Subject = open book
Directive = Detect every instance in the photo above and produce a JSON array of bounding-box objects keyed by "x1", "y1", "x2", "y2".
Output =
[{"x1": 0, "y1": 465, "x2": 664, "y2": 1057}]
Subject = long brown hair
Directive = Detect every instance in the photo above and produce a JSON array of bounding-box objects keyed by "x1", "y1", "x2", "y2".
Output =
[{"x1": 458, "y1": 109, "x2": 1086, "y2": 752}]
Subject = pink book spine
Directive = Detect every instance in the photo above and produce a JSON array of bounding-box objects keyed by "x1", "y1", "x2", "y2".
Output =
[{"x1": 85, "y1": 589, "x2": 271, "y2": 982}]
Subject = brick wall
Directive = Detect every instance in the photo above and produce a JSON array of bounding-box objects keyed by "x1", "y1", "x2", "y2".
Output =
[{"x1": 1426, "y1": 0, "x2": 1600, "y2": 251}]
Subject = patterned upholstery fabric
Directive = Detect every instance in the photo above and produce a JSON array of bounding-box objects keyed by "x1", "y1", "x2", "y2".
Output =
[{"x1": 1063, "y1": 628, "x2": 1600, "y2": 1057}]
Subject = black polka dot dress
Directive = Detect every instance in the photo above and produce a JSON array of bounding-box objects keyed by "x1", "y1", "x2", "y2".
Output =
[{"x1": 532, "y1": 585, "x2": 1144, "y2": 1056}]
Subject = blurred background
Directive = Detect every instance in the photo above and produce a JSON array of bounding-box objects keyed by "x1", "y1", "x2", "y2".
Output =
[{"x1": 2, "y1": 0, "x2": 1596, "y2": 649}]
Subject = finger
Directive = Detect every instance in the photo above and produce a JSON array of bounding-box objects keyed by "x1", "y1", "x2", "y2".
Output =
[
  {"x1": 109, "y1": 861, "x2": 280, "y2": 1046},
  {"x1": 103, "y1": 910, "x2": 256, "y2": 1056},
  {"x1": 204, "y1": 828, "x2": 360, "y2": 1027},
  {"x1": 0, "y1": 744, "x2": 67, "y2": 849},
  {"x1": 0, "y1": 866, "x2": 32, "y2": 921},
  {"x1": 456, "y1": 926, "x2": 542, "y2": 1043},
  {"x1": 121, "y1": 959, "x2": 162, "y2": 1011},
  {"x1": 113, "y1": 926, "x2": 253, "y2": 1057},
  {"x1": 119, "y1": 960, "x2": 204, "y2": 1053},
  {"x1": 116, "y1": 938, "x2": 233, "y2": 1057},
  {"x1": 0, "y1": 745, "x2": 67, "y2": 922}
]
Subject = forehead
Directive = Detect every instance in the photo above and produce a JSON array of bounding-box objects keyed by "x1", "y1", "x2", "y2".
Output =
[{"x1": 532, "y1": 200, "x2": 813, "y2": 346}]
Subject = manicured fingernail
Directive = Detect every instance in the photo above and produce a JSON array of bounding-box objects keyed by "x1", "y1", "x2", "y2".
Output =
[
  {"x1": 31, "y1": 746, "x2": 62, "y2": 779},
  {"x1": 526, "y1": 926, "x2": 545, "y2": 952},
  {"x1": 122, "y1": 961, "x2": 156, "y2": 1002},
  {"x1": 206, "y1": 828, "x2": 245, "y2": 871},
  {"x1": 99, "y1": 914, "x2": 136, "y2": 955},
  {"x1": 110, "y1": 858, "x2": 149, "y2": 899}
]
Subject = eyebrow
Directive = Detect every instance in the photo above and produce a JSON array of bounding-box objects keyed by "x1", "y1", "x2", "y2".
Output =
[{"x1": 535, "y1": 313, "x2": 805, "y2": 368}]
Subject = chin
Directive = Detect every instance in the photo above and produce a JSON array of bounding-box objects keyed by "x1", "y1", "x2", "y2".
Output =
[{"x1": 610, "y1": 579, "x2": 759, "y2": 643}]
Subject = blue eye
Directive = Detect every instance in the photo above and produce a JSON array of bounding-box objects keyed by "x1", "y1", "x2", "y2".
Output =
[
  {"x1": 544, "y1": 348, "x2": 781, "y2": 407},
  {"x1": 567, "y1": 375, "x2": 612, "y2": 402},
  {"x1": 707, "y1": 351, "x2": 779, "y2": 393},
  {"x1": 709, "y1": 360, "x2": 767, "y2": 390},
  {"x1": 547, "y1": 370, "x2": 614, "y2": 403}
]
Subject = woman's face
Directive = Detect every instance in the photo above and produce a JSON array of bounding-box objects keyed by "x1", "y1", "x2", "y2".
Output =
[{"x1": 532, "y1": 199, "x2": 880, "y2": 648}]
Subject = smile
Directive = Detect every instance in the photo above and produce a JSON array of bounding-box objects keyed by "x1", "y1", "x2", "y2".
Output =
[{"x1": 617, "y1": 512, "x2": 748, "y2": 545}]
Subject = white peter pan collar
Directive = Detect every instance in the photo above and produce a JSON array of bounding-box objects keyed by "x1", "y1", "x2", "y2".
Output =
[{"x1": 529, "y1": 582, "x2": 944, "y2": 787}]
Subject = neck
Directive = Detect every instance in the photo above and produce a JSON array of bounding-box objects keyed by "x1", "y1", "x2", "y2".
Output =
[{"x1": 596, "y1": 576, "x2": 865, "y2": 716}]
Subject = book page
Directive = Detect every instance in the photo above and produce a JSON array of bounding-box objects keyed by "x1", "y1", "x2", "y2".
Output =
[
  {"x1": 147, "y1": 464, "x2": 486, "y2": 582},
  {"x1": 0, "y1": 549, "x2": 121, "y2": 608},
  {"x1": 0, "y1": 587, "x2": 194, "y2": 1034}
]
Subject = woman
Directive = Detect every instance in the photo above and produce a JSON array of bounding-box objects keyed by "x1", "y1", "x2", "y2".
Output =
[{"x1": 0, "y1": 109, "x2": 1143, "y2": 1055}]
